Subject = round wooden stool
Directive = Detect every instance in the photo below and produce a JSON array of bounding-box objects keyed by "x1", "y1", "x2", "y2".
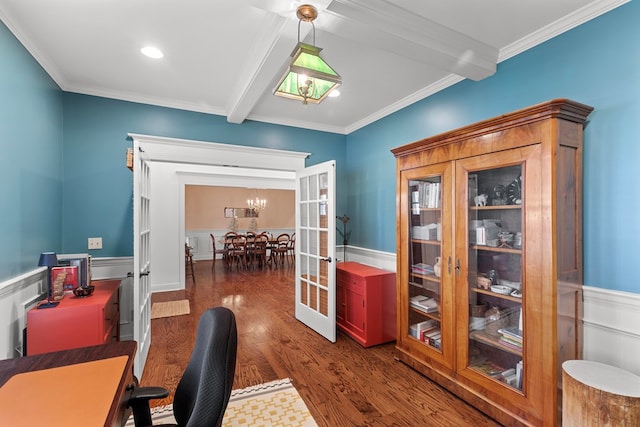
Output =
[{"x1": 562, "y1": 360, "x2": 640, "y2": 426}]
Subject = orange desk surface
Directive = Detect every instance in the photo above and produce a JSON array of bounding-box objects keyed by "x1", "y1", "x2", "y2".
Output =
[{"x1": 0, "y1": 356, "x2": 128, "y2": 427}]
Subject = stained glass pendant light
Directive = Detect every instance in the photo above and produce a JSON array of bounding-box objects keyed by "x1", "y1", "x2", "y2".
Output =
[{"x1": 274, "y1": 4, "x2": 341, "y2": 104}]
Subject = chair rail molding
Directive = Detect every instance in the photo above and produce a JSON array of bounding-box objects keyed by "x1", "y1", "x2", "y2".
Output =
[{"x1": 583, "y1": 285, "x2": 640, "y2": 375}]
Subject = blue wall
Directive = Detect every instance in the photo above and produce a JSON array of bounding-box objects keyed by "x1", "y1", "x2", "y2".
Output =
[
  {"x1": 346, "y1": 2, "x2": 640, "y2": 293},
  {"x1": 2, "y1": 2, "x2": 639, "y2": 295},
  {"x1": 60, "y1": 94, "x2": 347, "y2": 255},
  {"x1": 0, "y1": 21, "x2": 63, "y2": 280}
]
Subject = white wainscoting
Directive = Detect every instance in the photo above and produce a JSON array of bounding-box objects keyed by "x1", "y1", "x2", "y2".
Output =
[
  {"x1": 3, "y1": 251, "x2": 638, "y2": 377},
  {"x1": 0, "y1": 257, "x2": 134, "y2": 360},
  {"x1": 345, "y1": 247, "x2": 640, "y2": 376},
  {"x1": 0, "y1": 268, "x2": 47, "y2": 359},
  {"x1": 337, "y1": 245, "x2": 397, "y2": 272},
  {"x1": 582, "y1": 285, "x2": 640, "y2": 375}
]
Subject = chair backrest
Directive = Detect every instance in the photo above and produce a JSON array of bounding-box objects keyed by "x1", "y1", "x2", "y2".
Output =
[
  {"x1": 230, "y1": 236, "x2": 247, "y2": 253},
  {"x1": 276, "y1": 233, "x2": 289, "y2": 250},
  {"x1": 172, "y1": 307, "x2": 238, "y2": 427}
]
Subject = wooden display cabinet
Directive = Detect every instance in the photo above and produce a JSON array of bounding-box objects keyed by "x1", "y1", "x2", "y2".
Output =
[
  {"x1": 392, "y1": 99, "x2": 593, "y2": 426},
  {"x1": 336, "y1": 262, "x2": 396, "y2": 347},
  {"x1": 27, "y1": 280, "x2": 121, "y2": 356}
]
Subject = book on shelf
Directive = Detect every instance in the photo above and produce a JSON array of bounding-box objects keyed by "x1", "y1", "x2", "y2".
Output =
[
  {"x1": 419, "y1": 327, "x2": 440, "y2": 342},
  {"x1": 416, "y1": 181, "x2": 441, "y2": 209},
  {"x1": 423, "y1": 329, "x2": 441, "y2": 348},
  {"x1": 470, "y1": 359, "x2": 506, "y2": 378},
  {"x1": 516, "y1": 360, "x2": 523, "y2": 389},
  {"x1": 498, "y1": 336, "x2": 523, "y2": 352},
  {"x1": 410, "y1": 295, "x2": 438, "y2": 312},
  {"x1": 411, "y1": 263, "x2": 434, "y2": 275},
  {"x1": 498, "y1": 326, "x2": 523, "y2": 342},
  {"x1": 409, "y1": 320, "x2": 437, "y2": 338}
]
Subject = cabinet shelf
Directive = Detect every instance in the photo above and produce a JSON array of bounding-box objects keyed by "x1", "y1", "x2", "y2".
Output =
[
  {"x1": 410, "y1": 273, "x2": 440, "y2": 283},
  {"x1": 409, "y1": 306, "x2": 441, "y2": 321},
  {"x1": 411, "y1": 239, "x2": 441, "y2": 246},
  {"x1": 471, "y1": 287, "x2": 522, "y2": 303},
  {"x1": 471, "y1": 245, "x2": 521, "y2": 254},
  {"x1": 414, "y1": 207, "x2": 441, "y2": 213},
  {"x1": 470, "y1": 205, "x2": 522, "y2": 211},
  {"x1": 470, "y1": 331, "x2": 522, "y2": 356}
]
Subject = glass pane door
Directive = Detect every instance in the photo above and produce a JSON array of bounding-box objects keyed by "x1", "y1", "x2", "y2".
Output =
[
  {"x1": 466, "y1": 165, "x2": 524, "y2": 390},
  {"x1": 407, "y1": 175, "x2": 443, "y2": 351}
]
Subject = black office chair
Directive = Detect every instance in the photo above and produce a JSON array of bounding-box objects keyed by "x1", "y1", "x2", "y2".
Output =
[{"x1": 128, "y1": 307, "x2": 238, "y2": 427}]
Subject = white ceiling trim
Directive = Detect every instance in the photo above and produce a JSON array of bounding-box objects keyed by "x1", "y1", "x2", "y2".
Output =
[
  {"x1": 345, "y1": 74, "x2": 465, "y2": 134},
  {"x1": 0, "y1": 4, "x2": 67, "y2": 89},
  {"x1": 498, "y1": 0, "x2": 631, "y2": 62}
]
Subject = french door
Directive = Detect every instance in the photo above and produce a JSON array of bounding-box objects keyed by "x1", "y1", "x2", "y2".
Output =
[
  {"x1": 132, "y1": 139, "x2": 152, "y2": 378},
  {"x1": 295, "y1": 161, "x2": 337, "y2": 342}
]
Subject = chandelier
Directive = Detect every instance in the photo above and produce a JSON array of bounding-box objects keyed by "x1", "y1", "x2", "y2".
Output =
[
  {"x1": 247, "y1": 197, "x2": 267, "y2": 212},
  {"x1": 273, "y1": 4, "x2": 341, "y2": 104}
]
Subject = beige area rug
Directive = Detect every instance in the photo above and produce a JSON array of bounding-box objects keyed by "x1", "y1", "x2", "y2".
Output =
[
  {"x1": 150, "y1": 300, "x2": 190, "y2": 319},
  {"x1": 125, "y1": 378, "x2": 317, "y2": 426}
]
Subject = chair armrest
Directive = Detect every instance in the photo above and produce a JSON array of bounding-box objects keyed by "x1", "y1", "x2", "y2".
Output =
[
  {"x1": 129, "y1": 386, "x2": 170, "y2": 402},
  {"x1": 127, "y1": 386, "x2": 170, "y2": 427}
]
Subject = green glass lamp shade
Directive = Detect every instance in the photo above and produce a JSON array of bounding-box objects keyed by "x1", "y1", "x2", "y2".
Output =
[{"x1": 274, "y1": 43, "x2": 341, "y2": 104}]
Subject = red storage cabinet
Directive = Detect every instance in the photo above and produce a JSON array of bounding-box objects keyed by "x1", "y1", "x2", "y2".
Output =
[
  {"x1": 27, "y1": 280, "x2": 121, "y2": 355},
  {"x1": 336, "y1": 262, "x2": 396, "y2": 347}
]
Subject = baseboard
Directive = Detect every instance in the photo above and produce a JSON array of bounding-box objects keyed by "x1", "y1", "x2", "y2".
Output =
[{"x1": 583, "y1": 285, "x2": 640, "y2": 375}]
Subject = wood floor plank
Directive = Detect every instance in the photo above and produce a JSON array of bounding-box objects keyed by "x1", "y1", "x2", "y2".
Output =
[{"x1": 139, "y1": 259, "x2": 500, "y2": 426}]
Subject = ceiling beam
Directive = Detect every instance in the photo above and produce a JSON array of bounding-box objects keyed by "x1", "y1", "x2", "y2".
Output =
[
  {"x1": 225, "y1": 13, "x2": 294, "y2": 124},
  {"x1": 323, "y1": 0, "x2": 498, "y2": 81}
]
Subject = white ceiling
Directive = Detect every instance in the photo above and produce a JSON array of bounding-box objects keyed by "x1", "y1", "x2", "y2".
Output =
[{"x1": 0, "y1": 0, "x2": 627, "y2": 134}]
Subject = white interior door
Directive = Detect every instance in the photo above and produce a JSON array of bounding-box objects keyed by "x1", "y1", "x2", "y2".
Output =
[
  {"x1": 132, "y1": 141, "x2": 152, "y2": 378},
  {"x1": 295, "y1": 161, "x2": 336, "y2": 342}
]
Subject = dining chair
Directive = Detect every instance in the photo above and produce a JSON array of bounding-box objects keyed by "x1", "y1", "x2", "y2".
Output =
[
  {"x1": 228, "y1": 236, "x2": 248, "y2": 270},
  {"x1": 210, "y1": 234, "x2": 229, "y2": 270},
  {"x1": 271, "y1": 233, "x2": 290, "y2": 267},
  {"x1": 287, "y1": 232, "x2": 296, "y2": 265},
  {"x1": 250, "y1": 233, "x2": 268, "y2": 269},
  {"x1": 185, "y1": 243, "x2": 195, "y2": 282}
]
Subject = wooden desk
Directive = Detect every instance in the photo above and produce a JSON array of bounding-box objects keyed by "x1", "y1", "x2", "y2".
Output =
[{"x1": 0, "y1": 341, "x2": 136, "y2": 427}]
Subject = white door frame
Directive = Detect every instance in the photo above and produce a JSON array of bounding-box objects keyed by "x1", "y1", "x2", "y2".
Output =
[{"x1": 127, "y1": 134, "x2": 309, "y2": 295}]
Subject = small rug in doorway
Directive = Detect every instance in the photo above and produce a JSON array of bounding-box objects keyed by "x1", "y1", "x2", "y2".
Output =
[
  {"x1": 125, "y1": 378, "x2": 317, "y2": 426},
  {"x1": 150, "y1": 299, "x2": 190, "y2": 319}
]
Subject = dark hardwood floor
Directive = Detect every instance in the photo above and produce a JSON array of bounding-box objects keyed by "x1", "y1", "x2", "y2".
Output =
[{"x1": 139, "y1": 258, "x2": 500, "y2": 426}]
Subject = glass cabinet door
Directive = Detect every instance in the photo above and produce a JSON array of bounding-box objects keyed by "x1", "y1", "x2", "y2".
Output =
[
  {"x1": 407, "y1": 174, "x2": 443, "y2": 350},
  {"x1": 464, "y1": 163, "x2": 524, "y2": 390}
]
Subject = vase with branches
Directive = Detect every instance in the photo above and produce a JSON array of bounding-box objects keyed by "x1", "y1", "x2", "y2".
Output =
[{"x1": 336, "y1": 214, "x2": 351, "y2": 261}]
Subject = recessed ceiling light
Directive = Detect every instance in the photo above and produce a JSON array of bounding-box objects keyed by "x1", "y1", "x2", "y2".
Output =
[
  {"x1": 141, "y1": 46, "x2": 163, "y2": 59},
  {"x1": 328, "y1": 90, "x2": 340, "y2": 98}
]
